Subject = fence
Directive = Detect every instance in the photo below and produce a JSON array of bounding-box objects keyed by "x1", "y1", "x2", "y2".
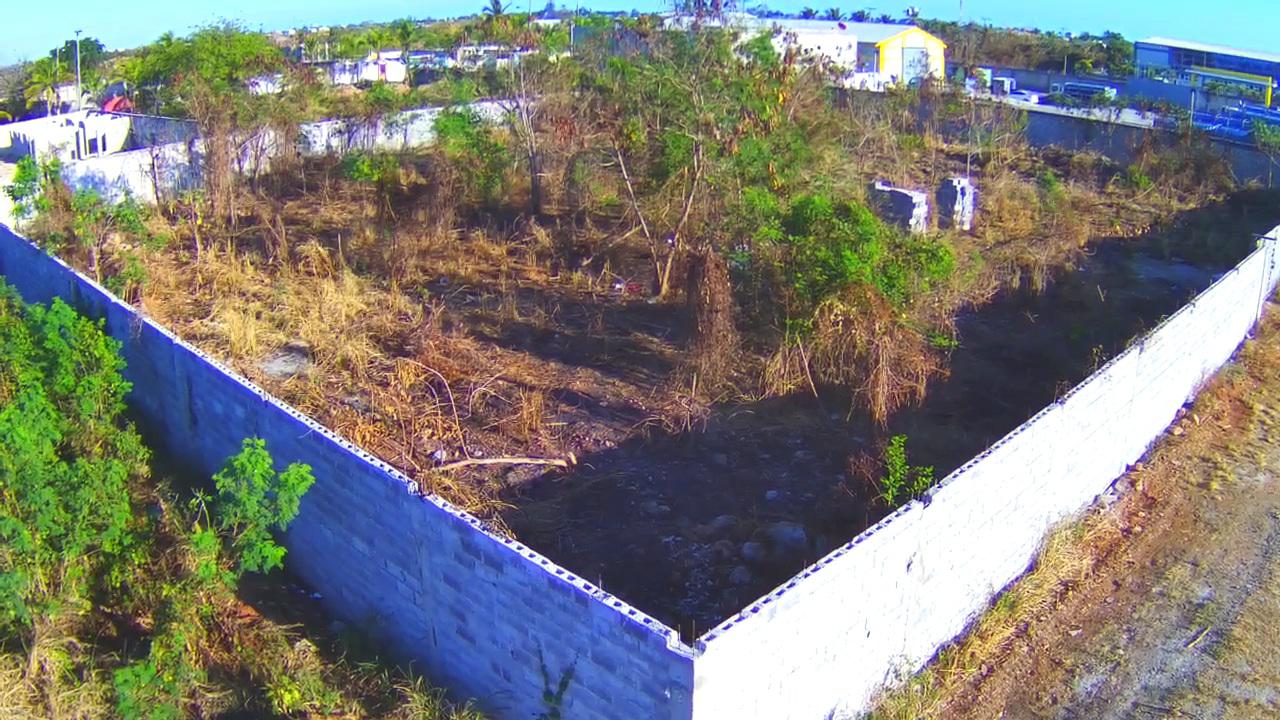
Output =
[
  {"x1": 691, "y1": 228, "x2": 1280, "y2": 718},
  {"x1": 53, "y1": 102, "x2": 508, "y2": 204},
  {"x1": 0, "y1": 225, "x2": 694, "y2": 720},
  {"x1": 0, "y1": 217, "x2": 1275, "y2": 718}
]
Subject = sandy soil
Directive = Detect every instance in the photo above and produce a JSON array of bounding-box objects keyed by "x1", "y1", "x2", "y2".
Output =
[{"x1": 916, "y1": 304, "x2": 1280, "y2": 720}]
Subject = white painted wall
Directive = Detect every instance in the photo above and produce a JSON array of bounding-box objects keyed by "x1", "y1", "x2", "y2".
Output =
[
  {"x1": 691, "y1": 229, "x2": 1280, "y2": 719},
  {"x1": 0, "y1": 111, "x2": 191, "y2": 164},
  {"x1": 62, "y1": 142, "x2": 201, "y2": 204},
  {"x1": 298, "y1": 101, "x2": 505, "y2": 156}
]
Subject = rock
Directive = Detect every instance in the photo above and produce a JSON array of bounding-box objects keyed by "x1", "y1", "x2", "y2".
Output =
[
  {"x1": 342, "y1": 393, "x2": 371, "y2": 413},
  {"x1": 728, "y1": 565, "x2": 753, "y2": 585},
  {"x1": 741, "y1": 541, "x2": 768, "y2": 565},
  {"x1": 711, "y1": 452, "x2": 730, "y2": 468},
  {"x1": 1171, "y1": 425, "x2": 1185, "y2": 436},
  {"x1": 711, "y1": 539, "x2": 736, "y2": 560},
  {"x1": 764, "y1": 490, "x2": 780, "y2": 502},
  {"x1": 261, "y1": 347, "x2": 312, "y2": 379},
  {"x1": 766, "y1": 521, "x2": 808, "y2": 553},
  {"x1": 641, "y1": 500, "x2": 671, "y2": 517},
  {"x1": 707, "y1": 514, "x2": 737, "y2": 536}
]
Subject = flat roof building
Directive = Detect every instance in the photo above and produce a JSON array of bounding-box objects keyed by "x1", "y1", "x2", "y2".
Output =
[
  {"x1": 1135, "y1": 37, "x2": 1279, "y2": 107},
  {"x1": 662, "y1": 13, "x2": 946, "y2": 82}
]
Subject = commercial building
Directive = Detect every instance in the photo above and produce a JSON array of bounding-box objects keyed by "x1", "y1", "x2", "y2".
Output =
[{"x1": 1135, "y1": 37, "x2": 1279, "y2": 107}]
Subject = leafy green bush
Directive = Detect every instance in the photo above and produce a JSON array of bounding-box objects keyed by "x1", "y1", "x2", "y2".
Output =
[
  {"x1": 1123, "y1": 164, "x2": 1155, "y2": 191},
  {"x1": 199, "y1": 437, "x2": 315, "y2": 577},
  {"x1": 0, "y1": 284, "x2": 148, "y2": 636},
  {"x1": 877, "y1": 435, "x2": 935, "y2": 507},
  {"x1": 4, "y1": 156, "x2": 60, "y2": 222},
  {"x1": 433, "y1": 107, "x2": 508, "y2": 203},
  {"x1": 776, "y1": 193, "x2": 955, "y2": 311},
  {"x1": 1038, "y1": 169, "x2": 1066, "y2": 210}
]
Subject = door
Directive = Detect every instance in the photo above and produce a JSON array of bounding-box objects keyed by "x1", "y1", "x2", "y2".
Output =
[{"x1": 902, "y1": 47, "x2": 929, "y2": 82}]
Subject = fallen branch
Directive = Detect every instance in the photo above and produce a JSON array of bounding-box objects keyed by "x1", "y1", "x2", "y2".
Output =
[{"x1": 436, "y1": 454, "x2": 577, "y2": 473}]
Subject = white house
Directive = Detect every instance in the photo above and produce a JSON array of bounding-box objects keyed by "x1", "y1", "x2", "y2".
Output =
[
  {"x1": 662, "y1": 13, "x2": 947, "y2": 83},
  {"x1": 663, "y1": 12, "x2": 860, "y2": 69},
  {"x1": 359, "y1": 50, "x2": 409, "y2": 84},
  {"x1": 0, "y1": 110, "x2": 133, "y2": 163}
]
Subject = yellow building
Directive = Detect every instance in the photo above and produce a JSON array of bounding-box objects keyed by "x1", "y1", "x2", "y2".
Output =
[{"x1": 855, "y1": 24, "x2": 947, "y2": 83}]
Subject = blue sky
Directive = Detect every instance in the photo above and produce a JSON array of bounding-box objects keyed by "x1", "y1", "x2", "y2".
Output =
[{"x1": 4, "y1": 0, "x2": 1274, "y2": 66}]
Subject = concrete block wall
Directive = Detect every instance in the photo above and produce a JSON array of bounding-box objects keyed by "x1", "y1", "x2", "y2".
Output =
[
  {"x1": 298, "y1": 101, "x2": 506, "y2": 156},
  {"x1": 691, "y1": 230, "x2": 1280, "y2": 719},
  {"x1": 62, "y1": 142, "x2": 202, "y2": 204},
  {"x1": 48, "y1": 102, "x2": 508, "y2": 204},
  {"x1": 0, "y1": 226, "x2": 695, "y2": 720},
  {"x1": 2, "y1": 213, "x2": 1276, "y2": 720}
]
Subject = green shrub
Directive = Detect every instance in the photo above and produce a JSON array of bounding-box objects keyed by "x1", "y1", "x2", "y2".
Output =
[
  {"x1": 777, "y1": 193, "x2": 954, "y2": 312},
  {"x1": 1123, "y1": 164, "x2": 1155, "y2": 191},
  {"x1": 433, "y1": 107, "x2": 508, "y2": 203},
  {"x1": 0, "y1": 284, "x2": 148, "y2": 636},
  {"x1": 877, "y1": 435, "x2": 935, "y2": 507},
  {"x1": 1038, "y1": 169, "x2": 1066, "y2": 209},
  {"x1": 199, "y1": 437, "x2": 315, "y2": 578}
]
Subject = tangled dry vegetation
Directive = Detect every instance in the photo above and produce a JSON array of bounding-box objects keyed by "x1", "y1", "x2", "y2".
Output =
[
  {"x1": 12, "y1": 27, "x2": 1240, "y2": 536},
  {"x1": 114, "y1": 135, "x2": 1187, "y2": 523}
]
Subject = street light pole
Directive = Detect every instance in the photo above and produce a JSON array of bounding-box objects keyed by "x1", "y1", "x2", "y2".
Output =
[{"x1": 74, "y1": 29, "x2": 83, "y2": 111}]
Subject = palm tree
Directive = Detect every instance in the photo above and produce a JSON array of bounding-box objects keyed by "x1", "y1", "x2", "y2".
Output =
[
  {"x1": 800, "y1": 7, "x2": 818, "y2": 19},
  {"x1": 850, "y1": 10, "x2": 871, "y2": 21},
  {"x1": 24, "y1": 57, "x2": 71, "y2": 116},
  {"x1": 391, "y1": 18, "x2": 419, "y2": 86},
  {"x1": 823, "y1": 8, "x2": 843, "y2": 20},
  {"x1": 483, "y1": 0, "x2": 509, "y2": 16}
]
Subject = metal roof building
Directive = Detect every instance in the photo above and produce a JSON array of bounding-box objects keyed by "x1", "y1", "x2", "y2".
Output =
[{"x1": 1135, "y1": 37, "x2": 1280, "y2": 106}]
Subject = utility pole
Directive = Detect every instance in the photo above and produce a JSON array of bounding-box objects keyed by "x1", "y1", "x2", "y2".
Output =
[
  {"x1": 74, "y1": 29, "x2": 83, "y2": 112},
  {"x1": 1062, "y1": 32, "x2": 1073, "y2": 77}
]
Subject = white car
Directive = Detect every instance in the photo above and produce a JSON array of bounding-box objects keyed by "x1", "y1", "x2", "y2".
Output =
[{"x1": 1007, "y1": 90, "x2": 1042, "y2": 104}]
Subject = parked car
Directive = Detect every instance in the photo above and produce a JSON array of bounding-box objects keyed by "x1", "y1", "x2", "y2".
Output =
[{"x1": 1008, "y1": 89, "x2": 1042, "y2": 104}]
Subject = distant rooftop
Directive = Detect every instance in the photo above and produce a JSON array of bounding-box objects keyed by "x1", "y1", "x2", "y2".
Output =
[
  {"x1": 1136, "y1": 37, "x2": 1280, "y2": 66},
  {"x1": 663, "y1": 13, "x2": 923, "y2": 44}
]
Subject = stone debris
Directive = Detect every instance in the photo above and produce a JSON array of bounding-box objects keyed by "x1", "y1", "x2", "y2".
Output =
[
  {"x1": 869, "y1": 179, "x2": 929, "y2": 234},
  {"x1": 261, "y1": 341, "x2": 313, "y2": 379},
  {"x1": 938, "y1": 176, "x2": 977, "y2": 232},
  {"x1": 765, "y1": 521, "x2": 809, "y2": 554}
]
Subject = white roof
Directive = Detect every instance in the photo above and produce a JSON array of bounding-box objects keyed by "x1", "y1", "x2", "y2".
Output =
[
  {"x1": 1136, "y1": 37, "x2": 1280, "y2": 66},
  {"x1": 664, "y1": 13, "x2": 920, "y2": 43}
]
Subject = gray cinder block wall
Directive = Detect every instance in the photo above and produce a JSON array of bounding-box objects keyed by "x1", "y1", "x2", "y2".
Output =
[
  {"x1": 1, "y1": 224, "x2": 1276, "y2": 719},
  {"x1": 0, "y1": 227, "x2": 695, "y2": 720}
]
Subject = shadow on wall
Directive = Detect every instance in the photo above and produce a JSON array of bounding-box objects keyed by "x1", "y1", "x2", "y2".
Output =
[{"x1": 500, "y1": 190, "x2": 1280, "y2": 641}]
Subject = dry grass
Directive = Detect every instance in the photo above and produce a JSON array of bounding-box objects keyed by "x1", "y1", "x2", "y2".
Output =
[{"x1": 810, "y1": 286, "x2": 943, "y2": 426}]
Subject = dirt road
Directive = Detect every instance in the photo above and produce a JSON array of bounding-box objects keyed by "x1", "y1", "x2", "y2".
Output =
[{"x1": 876, "y1": 305, "x2": 1280, "y2": 720}]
